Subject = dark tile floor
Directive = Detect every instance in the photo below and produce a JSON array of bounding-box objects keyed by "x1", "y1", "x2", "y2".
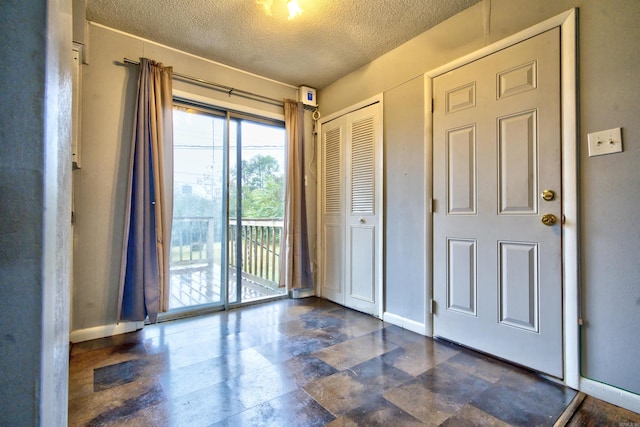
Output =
[{"x1": 68, "y1": 297, "x2": 640, "y2": 426}]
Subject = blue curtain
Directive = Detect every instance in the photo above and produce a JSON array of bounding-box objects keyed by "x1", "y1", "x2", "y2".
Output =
[{"x1": 118, "y1": 58, "x2": 173, "y2": 323}]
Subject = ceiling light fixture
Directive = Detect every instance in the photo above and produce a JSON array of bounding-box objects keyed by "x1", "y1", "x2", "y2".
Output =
[
  {"x1": 286, "y1": 0, "x2": 303, "y2": 20},
  {"x1": 256, "y1": 0, "x2": 303, "y2": 20}
]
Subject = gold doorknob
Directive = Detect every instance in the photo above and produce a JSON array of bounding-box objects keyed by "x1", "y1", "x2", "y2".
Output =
[
  {"x1": 541, "y1": 189, "x2": 555, "y2": 201},
  {"x1": 541, "y1": 213, "x2": 557, "y2": 226}
]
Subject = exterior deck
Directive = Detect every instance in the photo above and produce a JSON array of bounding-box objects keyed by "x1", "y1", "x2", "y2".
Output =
[
  {"x1": 169, "y1": 264, "x2": 284, "y2": 309},
  {"x1": 169, "y1": 217, "x2": 285, "y2": 309}
]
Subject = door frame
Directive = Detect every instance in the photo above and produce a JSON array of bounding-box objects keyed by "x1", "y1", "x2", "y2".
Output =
[
  {"x1": 424, "y1": 9, "x2": 578, "y2": 388},
  {"x1": 317, "y1": 94, "x2": 385, "y2": 319}
]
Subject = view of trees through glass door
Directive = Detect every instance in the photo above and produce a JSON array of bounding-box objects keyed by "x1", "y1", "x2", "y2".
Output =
[{"x1": 169, "y1": 102, "x2": 286, "y2": 312}]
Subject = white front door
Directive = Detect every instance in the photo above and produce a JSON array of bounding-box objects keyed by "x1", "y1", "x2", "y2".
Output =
[
  {"x1": 320, "y1": 101, "x2": 383, "y2": 317},
  {"x1": 433, "y1": 28, "x2": 563, "y2": 377}
]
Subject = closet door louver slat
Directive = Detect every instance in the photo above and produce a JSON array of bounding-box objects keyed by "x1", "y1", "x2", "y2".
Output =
[
  {"x1": 350, "y1": 117, "x2": 374, "y2": 214},
  {"x1": 324, "y1": 127, "x2": 342, "y2": 214}
]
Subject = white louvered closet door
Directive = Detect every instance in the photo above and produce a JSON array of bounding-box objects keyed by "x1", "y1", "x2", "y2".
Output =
[
  {"x1": 320, "y1": 101, "x2": 382, "y2": 317},
  {"x1": 320, "y1": 118, "x2": 345, "y2": 304}
]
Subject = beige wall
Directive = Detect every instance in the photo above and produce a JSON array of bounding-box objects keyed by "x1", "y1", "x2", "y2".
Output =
[
  {"x1": 72, "y1": 23, "x2": 297, "y2": 332},
  {"x1": 383, "y1": 76, "x2": 427, "y2": 324},
  {"x1": 319, "y1": 0, "x2": 640, "y2": 395}
]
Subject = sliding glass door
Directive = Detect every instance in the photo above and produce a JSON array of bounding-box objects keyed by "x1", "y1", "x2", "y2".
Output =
[
  {"x1": 170, "y1": 107, "x2": 225, "y2": 309},
  {"x1": 169, "y1": 102, "x2": 286, "y2": 313},
  {"x1": 228, "y1": 118, "x2": 286, "y2": 304}
]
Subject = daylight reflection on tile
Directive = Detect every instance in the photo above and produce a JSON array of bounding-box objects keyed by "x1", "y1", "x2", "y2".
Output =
[
  {"x1": 164, "y1": 382, "x2": 246, "y2": 427},
  {"x1": 158, "y1": 347, "x2": 272, "y2": 398},
  {"x1": 68, "y1": 297, "x2": 622, "y2": 427},
  {"x1": 212, "y1": 389, "x2": 335, "y2": 427},
  {"x1": 224, "y1": 363, "x2": 299, "y2": 409}
]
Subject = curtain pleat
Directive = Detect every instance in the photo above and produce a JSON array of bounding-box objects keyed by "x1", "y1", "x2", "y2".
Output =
[
  {"x1": 118, "y1": 58, "x2": 173, "y2": 323},
  {"x1": 280, "y1": 100, "x2": 313, "y2": 290}
]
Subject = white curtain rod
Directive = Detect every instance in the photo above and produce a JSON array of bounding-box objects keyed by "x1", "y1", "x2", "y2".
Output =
[{"x1": 122, "y1": 58, "x2": 285, "y2": 108}]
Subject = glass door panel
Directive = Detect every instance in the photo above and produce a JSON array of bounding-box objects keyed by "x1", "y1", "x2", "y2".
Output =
[
  {"x1": 228, "y1": 119, "x2": 287, "y2": 304},
  {"x1": 169, "y1": 108, "x2": 225, "y2": 309}
]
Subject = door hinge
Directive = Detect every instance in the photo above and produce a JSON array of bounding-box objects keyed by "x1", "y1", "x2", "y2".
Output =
[
  {"x1": 429, "y1": 198, "x2": 434, "y2": 213},
  {"x1": 430, "y1": 299, "x2": 436, "y2": 314},
  {"x1": 562, "y1": 214, "x2": 566, "y2": 224},
  {"x1": 431, "y1": 99, "x2": 435, "y2": 113}
]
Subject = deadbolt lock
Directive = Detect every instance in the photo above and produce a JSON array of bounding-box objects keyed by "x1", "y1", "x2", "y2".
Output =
[
  {"x1": 541, "y1": 213, "x2": 557, "y2": 226},
  {"x1": 541, "y1": 189, "x2": 555, "y2": 201}
]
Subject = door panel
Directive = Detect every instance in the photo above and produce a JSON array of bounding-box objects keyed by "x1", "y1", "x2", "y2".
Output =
[
  {"x1": 447, "y1": 125, "x2": 477, "y2": 215},
  {"x1": 498, "y1": 110, "x2": 537, "y2": 214},
  {"x1": 433, "y1": 28, "x2": 562, "y2": 377},
  {"x1": 320, "y1": 120, "x2": 344, "y2": 304},
  {"x1": 322, "y1": 225, "x2": 343, "y2": 297},
  {"x1": 344, "y1": 104, "x2": 382, "y2": 317},
  {"x1": 447, "y1": 238, "x2": 477, "y2": 316},
  {"x1": 349, "y1": 226, "x2": 375, "y2": 303},
  {"x1": 497, "y1": 61, "x2": 537, "y2": 99},
  {"x1": 498, "y1": 241, "x2": 539, "y2": 332}
]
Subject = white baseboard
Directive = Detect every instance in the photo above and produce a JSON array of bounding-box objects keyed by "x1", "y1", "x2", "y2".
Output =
[
  {"x1": 580, "y1": 377, "x2": 640, "y2": 414},
  {"x1": 383, "y1": 312, "x2": 427, "y2": 336},
  {"x1": 69, "y1": 321, "x2": 145, "y2": 343}
]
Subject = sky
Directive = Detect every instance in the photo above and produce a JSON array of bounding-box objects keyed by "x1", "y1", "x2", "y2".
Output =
[{"x1": 173, "y1": 108, "x2": 286, "y2": 198}]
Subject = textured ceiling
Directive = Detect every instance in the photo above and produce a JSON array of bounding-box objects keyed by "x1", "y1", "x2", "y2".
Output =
[{"x1": 86, "y1": 0, "x2": 481, "y2": 89}]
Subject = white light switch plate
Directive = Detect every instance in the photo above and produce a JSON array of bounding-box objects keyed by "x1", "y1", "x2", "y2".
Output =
[{"x1": 587, "y1": 127, "x2": 623, "y2": 157}]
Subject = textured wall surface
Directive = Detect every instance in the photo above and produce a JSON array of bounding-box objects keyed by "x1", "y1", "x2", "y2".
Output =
[
  {"x1": 0, "y1": 3, "x2": 47, "y2": 424},
  {"x1": 0, "y1": 0, "x2": 72, "y2": 425},
  {"x1": 383, "y1": 76, "x2": 427, "y2": 325}
]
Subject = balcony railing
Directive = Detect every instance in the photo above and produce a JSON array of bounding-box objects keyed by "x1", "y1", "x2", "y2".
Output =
[
  {"x1": 228, "y1": 218, "x2": 283, "y2": 285},
  {"x1": 170, "y1": 217, "x2": 284, "y2": 308}
]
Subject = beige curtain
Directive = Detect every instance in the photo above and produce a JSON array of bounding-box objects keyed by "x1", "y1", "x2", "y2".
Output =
[
  {"x1": 280, "y1": 100, "x2": 313, "y2": 290},
  {"x1": 118, "y1": 58, "x2": 173, "y2": 323},
  {"x1": 152, "y1": 63, "x2": 174, "y2": 313}
]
